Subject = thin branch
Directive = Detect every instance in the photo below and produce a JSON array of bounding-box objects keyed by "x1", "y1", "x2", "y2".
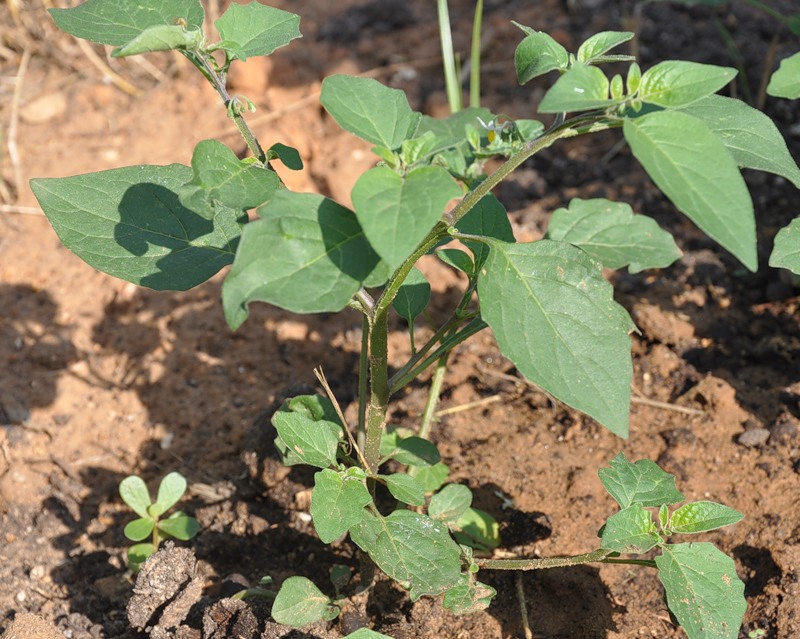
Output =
[
  {"x1": 8, "y1": 47, "x2": 30, "y2": 200},
  {"x1": 314, "y1": 367, "x2": 370, "y2": 471},
  {"x1": 630, "y1": 394, "x2": 704, "y2": 416},
  {"x1": 76, "y1": 39, "x2": 141, "y2": 96},
  {"x1": 516, "y1": 573, "x2": 533, "y2": 639},
  {"x1": 435, "y1": 393, "x2": 503, "y2": 417}
]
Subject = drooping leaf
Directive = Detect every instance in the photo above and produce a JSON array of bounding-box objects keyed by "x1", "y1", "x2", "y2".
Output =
[
  {"x1": 311, "y1": 469, "x2": 372, "y2": 543},
  {"x1": 321, "y1": 75, "x2": 421, "y2": 149},
  {"x1": 656, "y1": 543, "x2": 746, "y2": 639},
  {"x1": 112, "y1": 24, "x2": 203, "y2": 57},
  {"x1": 669, "y1": 501, "x2": 743, "y2": 534},
  {"x1": 351, "y1": 166, "x2": 461, "y2": 270},
  {"x1": 381, "y1": 473, "x2": 426, "y2": 506},
  {"x1": 598, "y1": 453, "x2": 684, "y2": 509},
  {"x1": 49, "y1": 0, "x2": 204, "y2": 47},
  {"x1": 767, "y1": 52, "x2": 800, "y2": 99},
  {"x1": 546, "y1": 198, "x2": 681, "y2": 272},
  {"x1": 513, "y1": 26, "x2": 570, "y2": 83},
  {"x1": 31, "y1": 165, "x2": 245, "y2": 291},
  {"x1": 388, "y1": 436, "x2": 441, "y2": 467},
  {"x1": 454, "y1": 507, "x2": 501, "y2": 551},
  {"x1": 222, "y1": 191, "x2": 381, "y2": 327},
  {"x1": 392, "y1": 268, "x2": 431, "y2": 323},
  {"x1": 268, "y1": 142, "x2": 303, "y2": 170},
  {"x1": 414, "y1": 462, "x2": 450, "y2": 493},
  {"x1": 577, "y1": 31, "x2": 634, "y2": 64},
  {"x1": 124, "y1": 517, "x2": 155, "y2": 542},
  {"x1": 539, "y1": 64, "x2": 615, "y2": 113},
  {"x1": 442, "y1": 574, "x2": 497, "y2": 615},
  {"x1": 151, "y1": 472, "x2": 187, "y2": 517},
  {"x1": 600, "y1": 504, "x2": 660, "y2": 554},
  {"x1": 770, "y1": 217, "x2": 800, "y2": 275},
  {"x1": 272, "y1": 401, "x2": 342, "y2": 469},
  {"x1": 215, "y1": 2, "x2": 301, "y2": 61},
  {"x1": 119, "y1": 475, "x2": 152, "y2": 518},
  {"x1": 437, "y1": 248, "x2": 474, "y2": 276},
  {"x1": 456, "y1": 194, "x2": 515, "y2": 269},
  {"x1": 157, "y1": 514, "x2": 200, "y2": 540},
  {"x1": 429, "y1": 484, "x2": 473, "y2": 524},
  {"x1": 272, "y1": 576, "x2": 337, "y2": 627},
  {"x1": 623, "y1": 110, "x2": 756, "y2": 271},
  {"x1": 637, "y1": 61, "x2": 736, "y2": 107},
  {"x1": 478, "y1": 239, "x2": 634, "y2": 436}
]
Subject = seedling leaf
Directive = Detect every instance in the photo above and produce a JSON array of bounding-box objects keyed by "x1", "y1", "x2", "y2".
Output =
[
  {"x1": 381, "y1": 473, "x2": 426, "y2": 506},
  {"x1": 128, "y1": 542, "x2": 155, "y2": 569},
  {"x1": 311, "y1": 469, "x2": 372, "y2": 543},
  {"x1": 157, "y1": 514, "x2": 200, "y2": 540},
  {"x1": 272, "y1": 576, "x2": 337, "y2": 627},
  {"x1": 656, "y1": 543, "x2": 746, "y2": 639},
  {"x1": 392, "y1": 268, "x2": 431, "y2": 323},
  {"x1": 456, "y1": 194, "x2": 515, "y2": 269},
  {"x1": 428, "y1": 484, "x2": 473, "y2": 524},
  {"x1": 669, "y1": 501, "x2": 743, "y2": 534},
  {"x1": 539, "y1": 64, "x2": 616, "y2": 113},
  {"x1": 577, "y1": 31, "x2": 634, "y2": 64},
  {"x1": 442, "y1": 574, "x2": 497, "y2": 615},
  {"x1": 770, "y1": 217, "x2": 800, "y2": 275},
  {"x1": 215, "y1": 3, "x2": 301, "y2": 61},
  {"x1": 342, "y1": 630, "x2": 394, "y2": 639},
  {"x1": 119, "y1": 475, "x2": 152, "y2": 518},
  {"x1": 478, "y1": 239, "x2": 634, "y2": 436},
  {"x1": 599, "y1": 453, "x2": 684, "y2": 508},
  {"x1": 767, "y1": 52, "x2": 800, "y2": 99},
  {"x1": 514, "y1": 28, "x2": 570, "y2": 83},
  {"x1": 638, "y1": 61, "x2": 736, "y2": 107},
  {"x1": 151, "y1": 471, "x2": 187, "y2": 517},
  {"x1": 601, "y1": 504, "x2": 660, "y2": 553},
  {"x1": 124, "y1": 517, "x2": 155, "y2": 542}
]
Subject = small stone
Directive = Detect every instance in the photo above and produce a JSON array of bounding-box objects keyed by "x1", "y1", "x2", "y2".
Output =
[
  {"x1": 20, "y1": 92, "x2": 68, "y2": 125},
  {"x1": 1, "y1": 612, "x2": 66, "y2": 639},
  {"x1": 737, "y1": 428, "x2": 770, "y2": 448}
]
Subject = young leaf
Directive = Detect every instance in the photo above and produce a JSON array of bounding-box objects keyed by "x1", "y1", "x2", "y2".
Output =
[
  {"x1": 513, "y1": 28, "x2": 570, "y2": 83},
  {"x1": 656, "y1": 543, "x2": 746, "y2": 639},
  {"x1": 381, "y1": 473, "x2": 426, "y2": 506},
  {"x1": 417, "y1": 107, "x2": 494, "y2": 152},
  {"x1": 392, "y1": 268, "x2": 431, "y2": 323},
  {"x1": 321, "y1": 75, "x2": 421, "y2": 150},
  {"x1": 351, "y1": 166, "x2": 461, "y2": 270},
  {"x1": 222, "y1": 191, "x2": 381, "y2": 327},
  {"x1": 414, "y1": 462, "x2": 451, "y2": 493},
  {"x1": 389, "y1": 436, "x2": 441, "y2": 467},
  {"x1": 600, "y1": 504, "x2": 660, "y2": 554},
  {"x1": 767, "y1": 52, "x2": 800, "y2": 99},
  {"x1": 637, "y1": 61, "x2": 736, "y2": 107},
  {"x1": 478, "y1": 239, "x2": 634, "y2": 437},
  {"x1": 428, "y1": 484, "x2": 473, "y2": 524},
  {"x1": 311, "y1": 469, "x2": 372, "y2": 543},
  {"x1": 119, "y1": 475, "x2": 152, "y2": 519},
  {"x1": 770, "y1": 217, "x2": 800, "y2": 275},
  {"x1": 272, "y1": 576, "x2": 336, "y2": 627},
  {"x1": 546, "y1": 198, "x2": 682, "y2": 272},
  {"x1": 678, "y1": 94, "x2": 800, "y2": 189},
  {"x1": 539, "y1": 64, "x2": 615, "y2": 113},
  {"x1": 158, "y1": 514, "x2": 200, "y2": 540},
  {"x1": 437, "y1": 248, "x2": 474, "y2": 276},
  {"x1": 669, "y1": 501, "x2": 743, "y2": 534},
  {"x1": 49, "y1": 0, "x2": 204, "y2": 47},
  {"x1": 284, "y1": 394, "x2": 341, "y2": 423},
  {"x1": 124, "y1": 517, "x2": 155, "y2": 542},
  {"x1": 442, "y1": 574, "x2": 497, "y2": 615},
  {"x1": 342, "y1": 630, "x2": 394, "y2": 639},
  {"x1": 272, "y1": 407, "x2": 341, "y2": 469},
  {"x1": 268, "y1": 142, "x2": 304, "y2": 171},
  {"x1": 30, "y1": 165, "x2": 244, "y2": 291},
  {"x1": 623, "y1": 110, "x2": 757, "y2": 271},
  {"x1": 454, "y1": 507, "x2": 501, "y2": 551},
  {"x1": 128, "y1": 542, "x2": 155, "y2": 569},
  {"x1": 455, "y1": 194, "x2": 515, "y2": 269},
  {"x1": 215, "y1": 3, "x2": 301, "y2": 61},
  {"x1": 598, "y1": 453, "x2": 685, "y2": 508},
  {"x1": 577, "y1": 31, "x2": 634, "y2": 64},
  {"x1": 112, "y1": 24, "x2": 203, "y2": 58}
]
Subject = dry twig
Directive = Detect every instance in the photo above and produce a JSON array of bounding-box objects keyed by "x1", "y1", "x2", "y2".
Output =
[
  {"x1": 76, "y1": 39, "x2": 142, "y2": 96},
  {"x1": 7, "y1": 47, "x2": 30, "y2": 201}
]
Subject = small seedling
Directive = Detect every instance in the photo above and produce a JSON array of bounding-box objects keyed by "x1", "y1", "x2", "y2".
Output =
[
  {"x1": 749, "y1": 629, "x2": 766, "y2": 638},
  {"x1": 119, "y1": 471, "x2": 200, "y2": 571}
]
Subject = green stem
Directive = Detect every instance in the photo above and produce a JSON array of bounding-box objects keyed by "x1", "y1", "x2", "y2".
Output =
[
  {"x1": 418, "y1": 351, "x2": 449, "y2": 441},
  {"x1": 469, "y1": 0, "x2": 484, "y2": 108},
  {"x1": 357, "y1": 314, "x2": 370, "y2": 454},
  {"x1": 437, "y1": 0, "x2": 462, "y2": 113},
  {"x1": 475, "y1": 548, "x2": 614, "y2": 570}
]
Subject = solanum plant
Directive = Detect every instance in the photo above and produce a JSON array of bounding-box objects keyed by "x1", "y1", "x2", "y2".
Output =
[{"x1": 31, "y1": 0, "x2": 800, "y2": 636}]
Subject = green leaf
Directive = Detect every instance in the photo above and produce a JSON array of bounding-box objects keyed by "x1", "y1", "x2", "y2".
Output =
[
  {"x1": 392, "y1": 268, "x2": 431, "y2": 323},
  {"x1": 417, "y1": 107, "x2": 494, "y2": 152},
  {"x1": 49, "y1": 0, "x2": 204, "y2": 47},
  {"x1": 437, "y1": 248, "x2": 474, "y2": 275},
  {"x1": 678, "y1": 94, "x2": 800, "y2": 189},
  {"x1": 119, "y1": 476, "x2": 152, "y2": 518},
  {"x1": 623, "y1": 110, "x2": 756, "y2": 271},
  {"x1": 601, "y1": 504, "x2": 660, "y2": 553},
  {"x1": 381, "y1": 473, "x2": 425, "y2": 506},
  {"x1": 179, "y1": 140, "x2": 281, "y2": 218},
  {"x1": 478, "y1": 239, "x2": 634, "y2": 436},
  {"x1": 669, "y1": 501, "x2": 743, "y2": 534},
  {"x1": 414, "y1": 462, "x2": 450, "y2": 493},
  {"x1": 656, "y1": 543, "x2": 746, "y2": 639},
  {"x1": 598, "y1": 453, "x2": 685, "y2": 508},
  {"x1": 351, "y1": 166, "x2": 461, "y2": 270},
  {"x1": 112, "y1": 24, "x2": 203, "y2": 57},
  {"x1": 546, "y1": 198, "x2": 682, "y2": 272},
  {"x1": 268, "y1": 142, "x2": 303, "y2": 170},
  {"x1": 428, "y1": 484, "x2": 473, "y2": 524},
  {"x1": 272, "y1": 407, "x2": 341, "y2": 470},
  {"x1": 454, "y1": 507, "x2": 501, "y2": 551},
  {"x1": 342, "y1": 630, "x2": 394, "y2": 639},
  {"x1": 321, "y1": 75, "x2": 421, "y2": 149},
  {"x1": 150, "y1": 472, "x2": 187, "y2": 517},
  {"x1": 388, "y1": 436, "x2": 442, "y2": 467},
  {"x1": 577, "y1": 31, "x2": 634, "y2": 64},
  {"x1": 442, "y1": 574, "x2": 497, "y2": 615},
  {"x1": 311, "y1": 469, "x2": 372, "y2": 543},
  {"x1": 215, "y1": 3, "x2": 301, "y2": 61},
  {"x1": 124, "y1": 517, "x2": 155, "y2": 542},
  {"x1": 539, "y1": 64, "x2": 615, "y2": 113},
  {"x1": 513, "y1": 27, "x2": 570, "y2": 83},
  {"x1": 128, "y1": 543, "x2": 155, "y2": 569},
  {"x1": 638, "y1": 61, "x2": 736, "y2": 107},
  {"x1": 770, "y1": 217, "x2": 800, "y2": 275},
  {"x1": 158, "y1": 514, "x2": 200, "y2": 540},
  {"x1": 456, "y1": 194, "x2": 515, "y2": 269},
  {"x1": 222, "y1": 191, "x2": 380, "y2": 327},
  {"x1": 767, "y1": 52, "x2": 800, "y2": 99},
  {"x1": 272, "y1": 576, "x2": 337, "y2": 627},
  {"x1": 31, "y1": 165, "x2": 244, "y2": 291},
  {"x1": 350, "y1": 510, "x2": 462, "y2": 600}
]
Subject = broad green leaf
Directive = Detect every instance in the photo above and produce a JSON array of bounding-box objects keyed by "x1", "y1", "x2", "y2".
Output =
[
  {"x1": 392, "y1": 268, "x2": 431, "y2": 323},
  {"x1": 390, "y1": 436, "x2": 441, "y2": 467},
  {"x1": 158, "y1": 514, "x2": 200, "y2": 540},
  {"x1": 49, "y1": 0, "x2": 204, "y2": 46},
  {"x1": 349, "y1": 508, "x2": 383, "y2": 552},
  {"x1": 478, "y1": 239, "x2": 634, "y2": 436},
  {"x1": 119, "y1": 476, "x2": 151, "y2": 518},
  {"x1": 429, "y1": 484, "x2": 473, "y2": 524},
  {"x1": 547, "y1": 198, "x2": 682, "y2": 272},
  {"x1": 577, "y1": 31, "x2": 634, "y2": 64},
  {"x1": 669, "y1": 501, "x2": 743, "y2": 534},
  {"x1": 343, "y1": 630, "x2": 394, "y2": 639},
  {"x1": 123, "y1": 517, "x2": 154, "y2": 542},
  {"x1": 623, "y1": 111, "x2": 756, "y2": 271},
  {"x1": 215, "y1": 3, "x2": 300, "y2": 61},
  {"x1": 539, "y1": 64, "x2": 615, "y2": 113},
  {"x1": 128, "y1": 543, "x2": 155, "y2": 569},
  {"x1": 656, "y1": 543, "x2": 746, "y2": 639},
  {"x1": 272, "y1": 576, "x2": 336, "y2": 627},
  {"x1": 321, "y1": 75, "x2": 421, "y2": 149},
  {"x1": 417, "y1": 107, "x2": 494, "y2": 152},
  {"x1": 414, "y1": 462, "x2": 450, "y2": 493},
  {"x1": 442, "y1": 574, "x2": 497, "y2": 615},
  {"x1": 599, "y1": 453, "x2": 685, "y2": 508},
  {"x1": 31, "y1": 165, "x2": 244, "y2": 291},
  {"x1": 351, "y1": 166, "x2": 461, "y2": 270},
  {"x1": 454, "y1": 507, "x2": 501, "y2": 551},
  {"x1": 601, "y1": 504, "x2": 660, "y2": 554},
  {"x1": 638, "y1": 61, "x2": 736, "y2": 107},
  {"x1": 770, "y1": 217, "x2": 800, "y2": 275},
  {"x1": 311, "y1": 469, "x2": 372, "y2": 543},
  {"x1": 437, "y1": 248, "x2": 474, "y2": 275},
  {"x1": 381, "y1": 473, "x2": 425, "y2": 506},
  {"x1": 351, "y1": 510, "x2": 462, "y2": 600},
  {"x1": 272, "y1": 405, "x2": 341, "y2": 469},
  {"x1": 513, "y1": 27, "x2": 570, "y2": 83},
  {"x1": 179, "y1": 140, "x2": 281, "y2": 218},
  {"x1": 678, "y1": 94, "x2": 800, "y2": 189},
  {"x1": 112, "y1": 24, "x2": 203, "y2": 57},
  {"x1": 222, "y1": 191, "x2": 380, "y2": 327},
  {"x1": 151, "y1": 472, "x2": 187, "y2": 517},
  {"x1": 268, "y1": 143, "x2": 303, "y2": 171},
  {"x1": 456, "y1": 194, "x2": 515, "y2": 269},
  {"x1": 767, "y1": 52, "x2": 800, "y2": 99},
  {"x1": 282, "y1": 394, "x2": 340, "y2": 423}
]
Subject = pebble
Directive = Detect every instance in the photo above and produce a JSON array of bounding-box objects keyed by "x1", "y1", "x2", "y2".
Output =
[
  {"x1": 20, "y1": 92, "x2": 68, "y2": 125},
  {"x1": 737, "y1": 428, "x2": 770, "y2": 448}
]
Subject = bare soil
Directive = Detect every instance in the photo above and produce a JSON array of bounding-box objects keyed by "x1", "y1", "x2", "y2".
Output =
[{"x1": 2, "y1": 1, "x2": 800, "y2": 638}]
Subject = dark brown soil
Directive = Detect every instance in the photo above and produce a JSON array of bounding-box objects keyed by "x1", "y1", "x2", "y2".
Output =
[{"x1": 2, "y1": 1, "x2": 800, "y2": 638}]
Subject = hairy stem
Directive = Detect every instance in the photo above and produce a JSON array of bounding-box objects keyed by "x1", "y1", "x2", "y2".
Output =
[
  {"x1": 418, "y1": 351, "x2": 449, "y2": 441},
  {"x1": 475, "y1": 548, "x2": 614, "y2": 570}
]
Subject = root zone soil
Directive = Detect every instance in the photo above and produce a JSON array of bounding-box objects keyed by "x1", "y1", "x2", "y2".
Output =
[{"x1": 1, "y1": 1, "x2": 799, "y2": 637}]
